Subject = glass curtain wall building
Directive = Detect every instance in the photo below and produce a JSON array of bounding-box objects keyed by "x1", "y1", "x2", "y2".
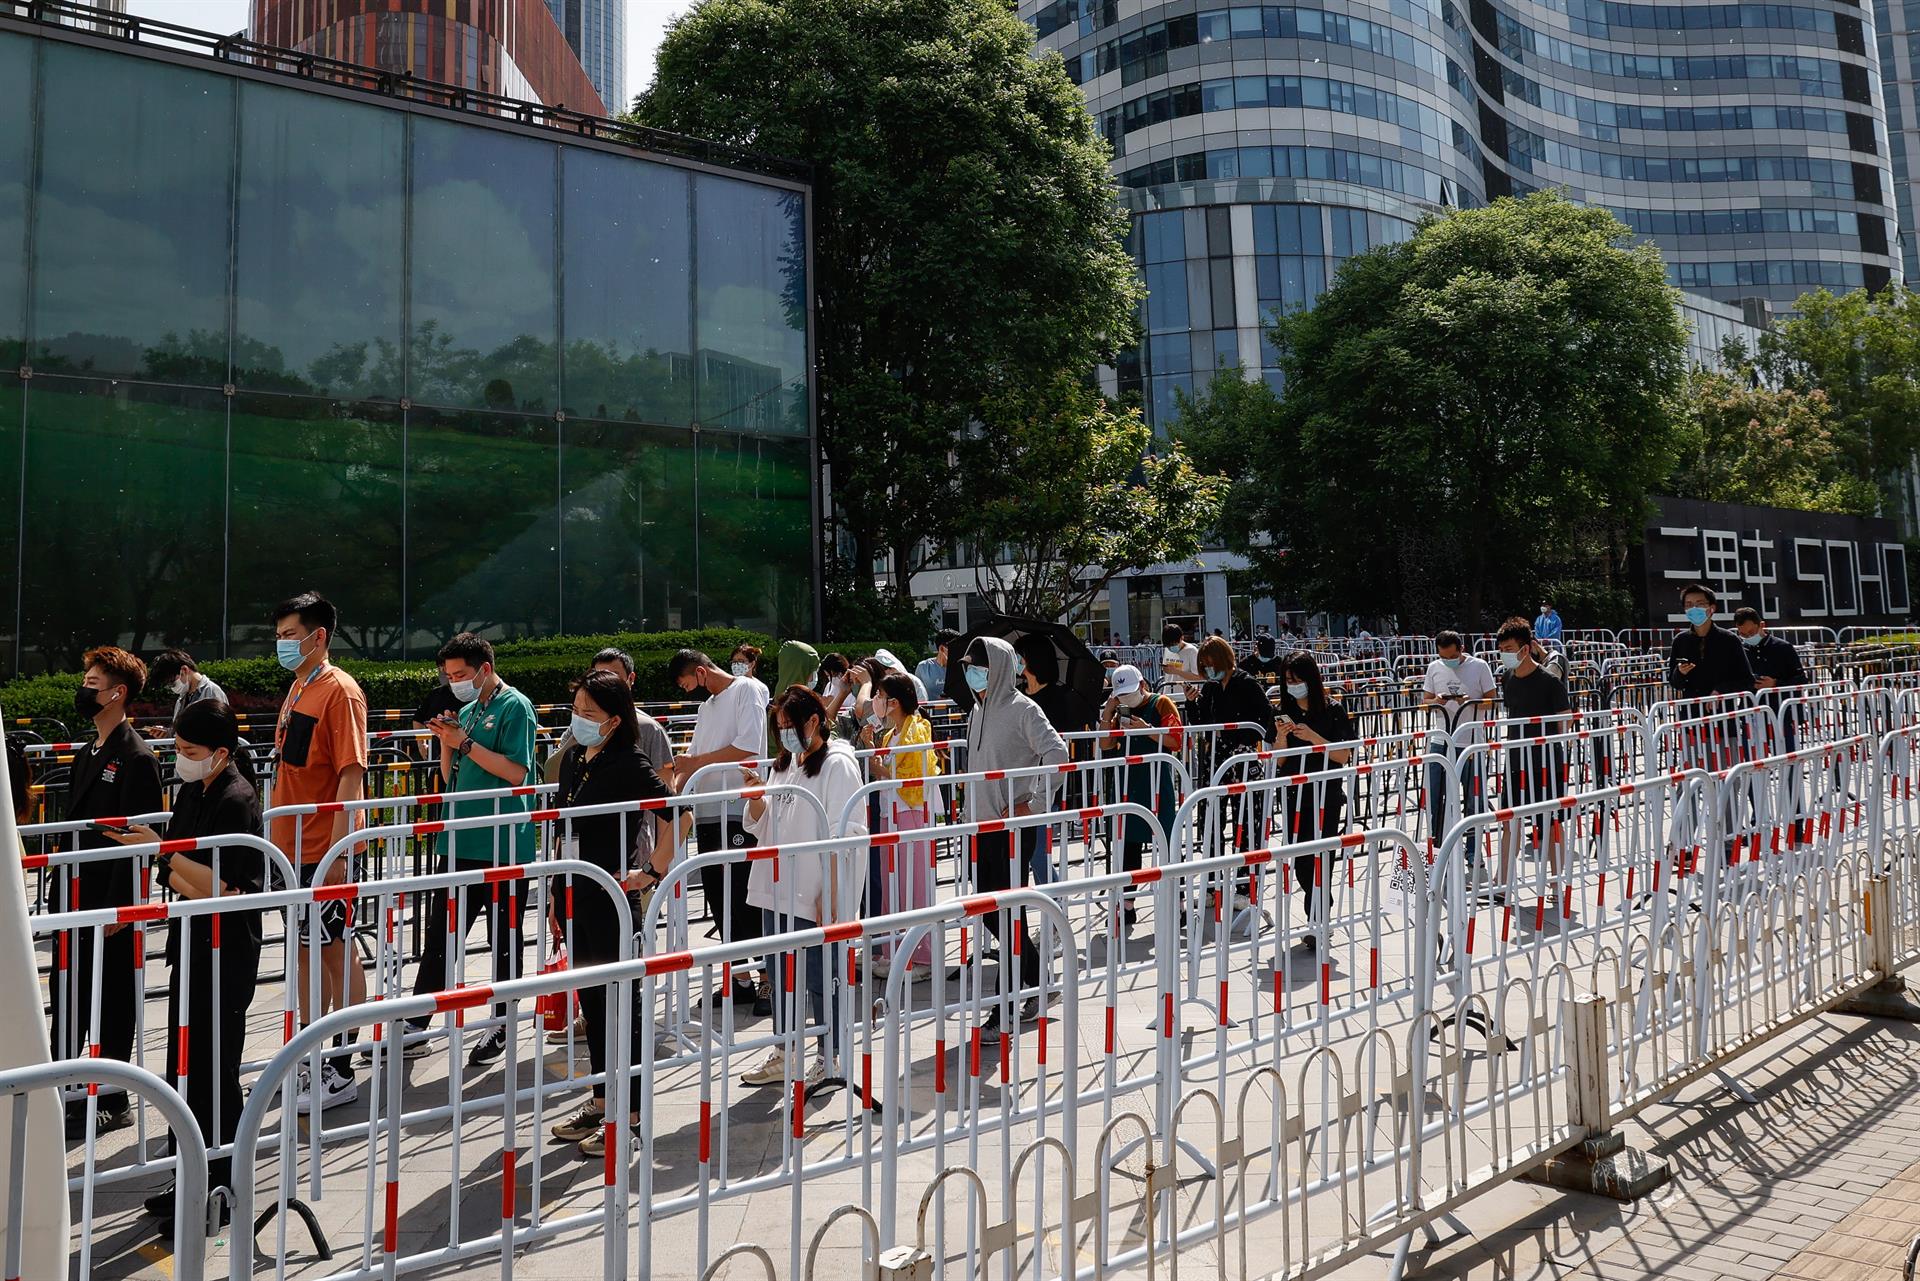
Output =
[
  {"x1": 0, "y1": 16, "x2": 816, "y2": 676},
  {"x1": 1025, "y1": 0, "x2": 1900, "y2": 424},
  {"x1": 544, "y1": 0, "x2": 627, "y2": 113}
]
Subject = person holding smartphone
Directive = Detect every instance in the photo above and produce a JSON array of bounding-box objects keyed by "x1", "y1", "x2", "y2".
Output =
[
  {"x1": 1420, "y1": 630, "x2": 1498, "y2": 840},
  {"x1": 105, "y1": 700, "x2": 261, "y2": 1233},
  {"x1": 1099, "y1": 664, "x2": 1184, "y2": 928},
  {"x1": 55, "y1": 646, "x2": 162, "y2": 1137}
]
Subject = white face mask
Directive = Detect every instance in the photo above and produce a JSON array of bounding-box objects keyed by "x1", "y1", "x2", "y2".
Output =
[
  {"x1": 171, "y1": 678, "x2": 189, "y2": 698},
  {"x1": 174, "y1": 749, "x2": 224, "y2": 784},
  {"x1": 731, "y1": 661, "x2": 750, "y2": 678},
  {"x1": 570, "y1": 712, "x2": 606, "y2": 748},
  {"x1": 1285, "y1": 682, "x2": 1309, "y2": 700},
  {"x1": 1499, "y1": 651, "x2": 1523, "y2": 672}
]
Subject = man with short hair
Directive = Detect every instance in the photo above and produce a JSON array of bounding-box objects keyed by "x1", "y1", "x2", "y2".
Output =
[
  {"x1": 267, "y1": 591, "x2": 370, "y2": 1112},
  {"x1": 148, "y1": 649, "x2": 226, "y2": 725},
  {"x1": 542, "y1": 648, "x2": 673, "y2": 786},
  {"x1": 1494, "y1": 620, "x2": 1572, "y2": 910},
  {"x1": 1734, "y1": 607, "x2": 1808, "y2": 750},
  {"x1": 1160, "y1": 623, "x2": 1200, "y2": 708},
  {"x1": 1533, "y1": 603, "x2": 1563, "y2": 642},
  {"x1": 54, "y1": 645, "x2": 162, "y2": 1135},
  {"x1": 1420, "y1": 630, "x2": 1498, "y2": 839},
  {"x1": 410, "y1": 633, "x2": 539, "y2": 1069},
  {"x1": 915, "y1": 630, "x2": 958, "y2": 702},
  {"x1": 670, "y1": 649, "x2": 769, "y2": 1010},
  {"x1": 1667, "y1": 583, "x2": 1755, "y2": 699}
]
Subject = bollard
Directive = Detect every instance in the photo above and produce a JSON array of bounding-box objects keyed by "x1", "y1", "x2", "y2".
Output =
[
  {"x1": 1522, "y1": 993, "x2": 1671, "y2": 1201},
  {"x1": 1838, "y1": 875, "x2": 1920, "y2": 1021}
]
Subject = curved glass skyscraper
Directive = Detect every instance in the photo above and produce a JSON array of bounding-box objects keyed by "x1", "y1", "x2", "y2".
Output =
[{"x1": 1024, "y1": 0, "x2": 1900, "y2": 423}]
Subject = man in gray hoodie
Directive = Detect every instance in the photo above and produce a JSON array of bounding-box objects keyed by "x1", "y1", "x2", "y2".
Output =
[{"x1": 960, "y1": 636, "x2": 1069, "y2": 1029}]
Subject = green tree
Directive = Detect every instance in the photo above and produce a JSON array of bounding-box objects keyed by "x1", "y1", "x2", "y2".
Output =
[
  {"x1": 961, "y1": 376, "x2": 1225, "y2": 622},
  {"x1": 633, "y1": 0, "x2": 1142, "y2": 608},
  {"x1": 1748, "y1": 287, "x2": 1920, "y2": 522},
  {"x1": 1183, "y1": 192, "x2": 1688, "y2": 630},
  {"x1": 1668, "y1": 367, "x2": 1879, "y2": 516}
]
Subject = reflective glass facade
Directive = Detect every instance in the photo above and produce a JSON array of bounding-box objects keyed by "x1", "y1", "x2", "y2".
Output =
[
  {"x1": 1027, "y1": 0, "x2": 1898, "y2": 422},
  {"x1": 544, "y1": 0, "x2": 626, "y2": 115},
  {"x1": 0, "y1": 26, "x2": 815, "y2": 675}
]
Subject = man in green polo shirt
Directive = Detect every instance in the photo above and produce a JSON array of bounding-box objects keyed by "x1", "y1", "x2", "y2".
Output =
[{"x1": 408, "y1": 632, "x2": 538, "y2": 1070}]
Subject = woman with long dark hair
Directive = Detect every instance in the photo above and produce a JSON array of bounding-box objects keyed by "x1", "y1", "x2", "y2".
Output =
[
  {"x1": 107, "y1": 699, "x2": 261, "y2": 1232},
  {"x1": 1274, "y1": 652, "x2": 1354, "y2": 936},
  {"x1": 738, "y1": 685, "x2": 866, "y2": 1090},
  {"x1": 546, "y1": 669, "x2": 674, "y2": 1160}
]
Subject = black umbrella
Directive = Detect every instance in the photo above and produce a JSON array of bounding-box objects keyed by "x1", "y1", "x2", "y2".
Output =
[{"x1": 944, "y1": 614, "x2": 1107, "y2": 713}]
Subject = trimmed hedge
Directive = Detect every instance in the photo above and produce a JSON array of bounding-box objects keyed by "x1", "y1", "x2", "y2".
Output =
[{"x1": 0, "y1": 630, "x2": 932, "y2": 730}]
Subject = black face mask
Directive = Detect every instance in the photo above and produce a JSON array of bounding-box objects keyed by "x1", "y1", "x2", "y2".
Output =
[{"x1": 73, "y1": 686, "x2": 108, "y2": 718}]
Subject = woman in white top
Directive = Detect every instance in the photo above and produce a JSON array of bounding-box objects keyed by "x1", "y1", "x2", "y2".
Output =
[{"x1": 738, "y1": 684, "x2": 868, "y2": 1090}]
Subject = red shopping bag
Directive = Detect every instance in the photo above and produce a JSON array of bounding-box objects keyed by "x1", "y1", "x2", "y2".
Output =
[{"x1": 536, "y1": 949, "x2": 577, "y2": 1031}]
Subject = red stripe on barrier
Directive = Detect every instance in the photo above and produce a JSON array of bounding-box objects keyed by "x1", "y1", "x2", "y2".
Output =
[
  {"x1": 176, "y1": 1023, "x2": 189, "y2": 1078},
  {"x1": 315, "y1": 802, "x2": 346, "y2": 816},
  {"x1": 1243, "y1": 850, "x2": 1273, "y2": 867},
  {"x1": 1162, "y1": 991, "x2": 1174, "y2": 1036},
  {"x1": 969, "y1": 1028, "x2": 981, "y2": 1079},
  {"x1": 643, "y1": 951, "x2": 694, "y2": 977},
  {"x1": 1218, "y1": 980, "x2": 1229, "y2": 1025},
  {"x1": 1129, "y1": 867, "x2": 1162, "y2": 885},
  {"x1": 1369, "y1": 947, "x2": 1379, "y2": 989},
  {"x1": 384, "y1": 1180, "x2": 399, "y2": 1254},
  {"x1": 116, "y1": 904, "x2": 166, "y2": 924},
  {"x1": 418, "y1": 793, "x2": 445, "y2": 805},
  {"x1": 284, "y1": 1010, "x2": 296, "y2": 1044},
  {"x1": 999, "y1": 1032, "x2": 1011, "y2": 1080},
  {"x1": 412, "y1": 821, "x2": 446, "y2": 836},
  {"x1": 19, "y1": 853, "x2": 44, "y2": 870},
  {"x1": 483, "y1": 866, "x2": 525, "y2": 884},
  {"x1": 604, "y1": 1124, "x2": 617, "y2": 1185},
  {"x1": 935, "y1": 1039, "x2": 947, "y2": 1094},
  {"x1": 961, "y1": 895, "x2": 999, "y2": 917},
  {"x1": 435, "y1": 986, "x2": 493, "y2": 1013},
  {"x1": 210, "y1": 912, "x2": 221, "y2": 949},
  {"x1": 501, "y1": 1148, "x2": 517, "y2": 1219},
  {"x1": 1272, "y1": 967, "x2": 1281, "y2": 1014},
  {"x1": 869, "y1": 832, "x2": 901, "y2": 849},
  {"x1": 1597, "y1": 873, "x2": 1607, "y2": 908},
  {"x1": 1104, "y1": 1006, "x2": 1116, "y2": 1055},
  {"x1": 156, "y1": 838, "x2": 198, "y2": 854},
  {"x1": 1319, "y1": 963, "x2": 1330, "y2": 1005},
  {"x1": 513, "y1": 786, "x2": 538, "y2": 797},
  {"x1": 1077, "y1": 806, "x2": 1105, "y2": 822},
  {"x1": 312, "y1": 883, "x2": 358, "y2": 903},
  {"x1": 822, "y1": 921, "x2": 862, "y2": 945},
  {"x1": 698, "y1": 1099, "x2": 712, "y2": 1162},
  {"x1": 529, "y1": 809, "x2": 560, "y2": 823},
  {"x1": 745, "y1": 846, "x2": 778, "y2": 862}
]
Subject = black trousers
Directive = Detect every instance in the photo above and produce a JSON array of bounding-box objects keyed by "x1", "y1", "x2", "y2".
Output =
[
  {"x1": 166, "y1": 928, "x2": 259, "y2": 1192},
  {"x1": 696, "y1": 820, "x2": 764, "y2": 965},
  {"x1": 413, "y1": 876, "x2": 529, "y2": 1017},
  {"x1": 974, "y1": 829, "x2": 1042, "y2": 991},
  {"x1": 54, "y1": 925, "x2": 137, "y2": 1106}
]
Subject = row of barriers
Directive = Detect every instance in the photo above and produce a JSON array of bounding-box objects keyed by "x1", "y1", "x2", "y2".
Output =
[{"x1": 7, "y1": 703, "x2": 1920, "y2": 1279}]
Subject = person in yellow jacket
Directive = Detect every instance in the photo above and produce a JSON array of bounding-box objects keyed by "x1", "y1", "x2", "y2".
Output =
[{"x1": 869, "y1": 672, "x2": 940, "y2": 974}]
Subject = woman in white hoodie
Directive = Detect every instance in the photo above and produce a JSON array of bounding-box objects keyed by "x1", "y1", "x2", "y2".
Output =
[{"x1": 738, "y1": 684, "x2": 868, "y2": 1090}]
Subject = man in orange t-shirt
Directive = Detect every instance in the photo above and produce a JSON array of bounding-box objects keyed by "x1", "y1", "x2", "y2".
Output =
[{"x1": 269, "y1": 591, "x2": 370, "y2": 1112}]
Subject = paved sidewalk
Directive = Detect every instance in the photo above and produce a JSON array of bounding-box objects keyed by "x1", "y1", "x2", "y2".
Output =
[{"x1": 1350, "y1": 1008, "x2": 1920, "y2": 1281}]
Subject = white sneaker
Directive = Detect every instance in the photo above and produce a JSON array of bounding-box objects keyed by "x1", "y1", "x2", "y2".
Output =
[
  {"x1": 802, "y1": 1055, "x2": 829, "y2": 1090},
  {"x1": 740, "y1": 1049, "x2": 787, "y2": 1088},
  {"x1": 294, "y1": 1062, "x2": 359, "y2": 1114},
  {"x1": 870, "y1": 955, "x2": 893, "y2": 980}
]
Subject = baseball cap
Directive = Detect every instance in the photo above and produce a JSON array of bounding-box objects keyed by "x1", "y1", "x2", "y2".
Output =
[
  {"x1": 1098, "y1": 648, "x2": 1120, "y2": 667},
  {"x1": 1110, "y1": 664, "x2": 1144, "y2": 698}
]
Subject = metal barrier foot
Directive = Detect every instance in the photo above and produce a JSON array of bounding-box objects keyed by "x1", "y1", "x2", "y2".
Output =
[
  {"x1": 252, "y1": 1196, "x2": 333, "y2": 1261},
  {"x1": 1522, "y1": 1131, "x2": 1671, "y2": 1202},
  {"x1": 1839, "y1": 973, "x2": 1920, "y2": 1022}
]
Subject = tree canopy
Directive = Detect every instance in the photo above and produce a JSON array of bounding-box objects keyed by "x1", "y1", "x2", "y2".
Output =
[
  {"x1": 1178, "y1": 191, "x2": 1689, "y2": 631},
  {"x1": 1667, "y1": 367, "x2": 1878, "y2": 517},
  {"x1": 633, "y1": 0, "x2": 1143, "y2": 621}
]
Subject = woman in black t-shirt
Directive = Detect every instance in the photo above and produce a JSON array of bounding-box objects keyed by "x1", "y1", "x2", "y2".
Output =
[
  {"x1": 547, "y1": 670, "x2": 673, "y2": 1160},
  {"x1": 1274, "y1": 652, "x2": 1354, "y2": 931},
  {"x1": 108, "y1": 699, "x2": 262, "y2": 1230}
]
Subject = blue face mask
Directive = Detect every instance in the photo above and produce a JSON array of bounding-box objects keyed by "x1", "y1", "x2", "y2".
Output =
[
  {"x1": 779, "y1": 727, "x2": 804, "y2": 754},
  {"x1": 1203, "y1": 667, "x2": 1223, "y2": 683},
  {"x1": 1741, "y1": 632, "x2": 1763, "y2": 648},
  {"x1": 965, "y1": 666, "x2": 990, "y2": 693},
  {"x1": 1441, "y1": 657, "x2": 1463, "y2": 670},
  {"x1": 1285, "y1": 681, "x2": 1308, "y2": 700},
  {"x1": 451, "y1": 675, "x2": 481, "y2": 703},
  {"x1": 570, "y1": 712, "x2": 606, "y2": 748},
  {"x1": 1013, "y1": 655, "x2": 1026, "y2": 677},
  {"x1": 275, "y1": 633, "x2": 312, "y2": 671},
  {"x1": 1685, "y1": 606, "x2": 1710, "y2": 627}
]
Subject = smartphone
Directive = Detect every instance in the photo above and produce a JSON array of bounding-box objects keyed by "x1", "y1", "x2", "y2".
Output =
[{"x1": 91, "y1": 820, "x2": 132, "y2": 835}]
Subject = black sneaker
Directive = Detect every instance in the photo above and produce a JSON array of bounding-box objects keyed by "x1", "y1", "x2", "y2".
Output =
[
  {"x1": 981, "y1": 998, "x2": 1040, "y2": 1034},
  {"x1": 466, "y1": 1028, "x2": 508, "y2": 1070},
  {"x1": 752, "y1": 990, "x2": 772, "y2": 1018},
  {"x1": 66, "y1": 1099, "x2": 131, "y2": 1141},
  {"x1": 144, "y1": 1186, "x2": 231, "y2": 1237}
]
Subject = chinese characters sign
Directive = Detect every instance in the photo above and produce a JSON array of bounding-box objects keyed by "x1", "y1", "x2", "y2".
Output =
[{"x1": 1641, "y1": 496, "x2": 1910, "y2": 625}]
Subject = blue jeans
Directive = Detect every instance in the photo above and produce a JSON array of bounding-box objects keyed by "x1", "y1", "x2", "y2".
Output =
[{"x1": 760, "y1": 908, "x2": 828, "y2": 1048}]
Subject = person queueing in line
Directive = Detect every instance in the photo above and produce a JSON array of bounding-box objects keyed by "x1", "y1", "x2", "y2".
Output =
[
  {"x1": 738, "y1": 686, "x2": 867, "y2": 1090},
  {"x1": 867, "y1": 672, "x2": 941, "y2": 975},
  {"x1": 1273, "y1": 652, "x2": 1354, "y2": 943},
  {"x1": 546, "y1": 670, "x2": 675, "y2": 1160},
  {"x1": 1099, "y1": 663, "x2": 1184, "y2": 930},
  {"x1": 107, "y1": 699, "x2": 262, "y2": 1233}
]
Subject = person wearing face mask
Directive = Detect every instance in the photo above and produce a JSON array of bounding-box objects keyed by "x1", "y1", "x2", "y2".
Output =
[
  {"x1": 739, "y1": 687, "x2": 868, "y2": 1090},
  {"x1": 1420, "y1": 630, "x2": 1497, "y2": 839},
  {"x1": 1013, "y1": 636, "x2": 1101, "y2": 879},
  {"x1": 1732, "y1": 607, "x2": 1806, "y2": 745},
  {"x1": 867, "y1": 674, "x2": 940, "y2": 973},
  {"x1": 1273, "y1": 653, "x2": 1354, "y2": 939},
  {"x1": 1491, "y1": 619, "x2": 1571, "y2": 908},
  {"x1": 410, "y1": 632, "x2": 540, "y2": 1071},
  {"x1": 769, "y1": 640, "x2": 820, "y2": 757},
  {"x1": 545, "y1": 670, "x2": 675, "y2": 1160},
  {"x1": 1100, "y1": 665, "x2": 1184, "y2": 928},
  {"x1": 542, "y1": 648, "x2": 676, "y2": 791},
  {"x1": 1667, "y1": 583, "x2": 1755, "y2": 701},
  {"x1": 730, "y1": 644, "x2": 767, "y2": 689},
  {"x1": 815, "y1": 652, "x2": 853, "y2": 721},
  {"x1": 148, "y1": 650, "x2": 227, "y2": 733},
  {"x1": 1533, "y1": 603, "x2": 1563, "y2": 643},
  {"x1": 103, "y1": 699, "x2": 260, "y2": 1232},
  {"x1": 1189, "y1": 637, "x2": 1275, "y2": 858},
  {"x1": 52, "y1": 645, "x2": 162, "y2": 1137},
  {"x1": 914, "y1": 630, "x2": 958, "y2": 705},
  {"x1": 961, "y1": 637, "x2": 1068, "y2": 1028},
  {"x1": 1159, "y1": 623, "x2": 1200, "y2": 709},
  {"x1": 267, "y1": 591, "x2": 370, "y2": 1113}
]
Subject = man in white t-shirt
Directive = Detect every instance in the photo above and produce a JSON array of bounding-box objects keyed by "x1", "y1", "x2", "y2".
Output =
[
  {"x1": 1159, "y1": 623, "x2": 1201, "y2": 707},
  {"x1": 669, "y1": 648, "x2": 772, "y2": 1008},
  {"x1": 1420, "y1": 629, "x2": 1499, "y2": 840}
]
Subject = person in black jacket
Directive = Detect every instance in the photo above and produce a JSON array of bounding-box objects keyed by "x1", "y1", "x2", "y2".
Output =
[
  {"x1": 1667, "y1": 583, "x2": 1755, "y2": 700},
  {"x1": 1733, "y1": 607, "x2": 1809, "y2": 749},
  {"x1": 55, "y1": 645, "x2": 163, "y2": 1136},
  {"x1": 1014, "y1": 635, "x2": 1099, "y2": 881},
  {"x1": 1242, "y1": 631, "x2": 1283, "y2": 683},
  {"x1": 1191, "y1": 637, "x2": 1277, "y2": 856},
  {"x1": 108, "y1": 699, "x2": 262, "y2": 1232},
  {"x1": 546, "y1": 669, "x2": 674, "y2": 1161},
  {"x1": 1274, "y1": 652, "x2": 1353, "y2": 936}
]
